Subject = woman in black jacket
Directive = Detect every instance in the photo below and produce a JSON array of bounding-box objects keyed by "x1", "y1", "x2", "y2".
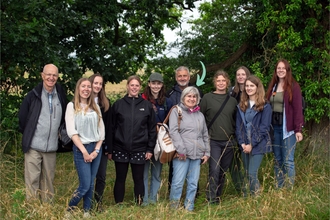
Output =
[{"x1": 108, "y1": 75, "x2": 157, "y2": 205}]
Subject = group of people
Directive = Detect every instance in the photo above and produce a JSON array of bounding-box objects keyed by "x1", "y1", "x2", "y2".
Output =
[{"x1": 18, "y1": 59, "x2": 304, "y2": 216}]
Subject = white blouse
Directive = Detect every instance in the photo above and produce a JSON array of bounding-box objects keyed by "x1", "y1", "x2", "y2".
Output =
[{"x1": 65, "y1": 102, "x2": 105, "y2": 144}]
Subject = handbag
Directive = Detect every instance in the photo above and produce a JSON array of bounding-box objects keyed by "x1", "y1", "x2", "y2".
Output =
[
  {"x1": 58, "y1": 123, "x2": 73, "y2": 150},
  {"x1": 154, "y1": 105, "x2": 183, "y2": 164}
]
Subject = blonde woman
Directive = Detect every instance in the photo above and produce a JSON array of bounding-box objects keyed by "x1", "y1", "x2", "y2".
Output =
[{"x1": 65, "y1": 78, "x2": 104, "y2": 217}]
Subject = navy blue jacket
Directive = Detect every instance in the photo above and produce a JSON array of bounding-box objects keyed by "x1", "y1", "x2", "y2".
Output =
[
  {"x1": 235, "y1": 103, "x2": 272, "y2": 155},
  {"x1": 166, "y1": 83, "x2": 203, "y2": 105},
  {"x1": 153, "y1": 98, "x2": 173, "y2": 123}
]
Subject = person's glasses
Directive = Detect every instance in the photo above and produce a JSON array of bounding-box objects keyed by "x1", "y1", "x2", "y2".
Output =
[{"x1": 43, "y1": 72, "x2": 59, "y2": 78}]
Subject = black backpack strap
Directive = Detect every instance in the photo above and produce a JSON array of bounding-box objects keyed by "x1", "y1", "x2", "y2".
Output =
[{"x1": 207, "y1": 95, "x2": 230, "y2": 130}]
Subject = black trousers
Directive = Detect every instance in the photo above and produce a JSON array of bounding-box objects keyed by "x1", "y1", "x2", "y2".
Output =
[
  {"x1": 229, "y1": 146, "x2": 244, "y2": 193},
  {"x1": 114, "y1": 161, "x2": 145, "y2": 204},
  {"x1": 94, "y1": 152, "x2": 108, "y2": 203},
  {"x1": 206, "y1": 139, "x2": 234, "y2": 203}
]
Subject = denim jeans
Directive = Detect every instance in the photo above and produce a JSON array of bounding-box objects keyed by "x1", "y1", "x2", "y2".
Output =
[
  {"x1": 273, "y1": 125, "x2": 296, "y2": 188},
  {"x1": 143, "y1": 157, "x2": 163, "y2": 204},
  {"x1": 68, "y1": 143, "x2": 102, "y2": 211},
  {"x1": 207, "y1": 139, "x2": 234, "y2": 203},
  {"x1": 241, "y1": 153, "x2": 264, "y2": 195},
  {"x1": 169, "y1": 158, "x2": 200, "y2": 211}
]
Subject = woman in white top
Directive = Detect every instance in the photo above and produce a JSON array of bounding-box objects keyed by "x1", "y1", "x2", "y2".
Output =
[{"x1": 64, "y1": 78, "x2": 105, "y2": 217}]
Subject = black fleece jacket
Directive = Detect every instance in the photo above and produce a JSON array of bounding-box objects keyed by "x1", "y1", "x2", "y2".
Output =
[{"x1": 109, "y1": 94, "x2": 157, "y2": 154}]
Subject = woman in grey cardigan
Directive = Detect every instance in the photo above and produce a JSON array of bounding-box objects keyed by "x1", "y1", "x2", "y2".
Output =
[{"x1": 169, "y1": 86, "x2": 210, "y2": 211}]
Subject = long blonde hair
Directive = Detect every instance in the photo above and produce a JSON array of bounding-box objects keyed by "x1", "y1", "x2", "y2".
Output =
[
  {"x1": 73, "y1": 78, "x2": 102, "y2": 121},
  {"x1": 239, "y1": 75, "x2": 266, "y2": 112}
]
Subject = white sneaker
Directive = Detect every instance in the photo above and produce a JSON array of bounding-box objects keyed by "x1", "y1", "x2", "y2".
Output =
[
  {"x1": 83, "y1": 212, "x2": 91, "y2": 218},
  {"x1": 63, "y1": 212, "x2": 72, "y2": 220}
]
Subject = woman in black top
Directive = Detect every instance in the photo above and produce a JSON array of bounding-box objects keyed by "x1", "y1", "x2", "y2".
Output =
[
  {"x1": 108, "y1": 75, "x2": 157, "y2": 205},
  {"x1": 229, "y1": 66, "x2": 251, "y2": 194},
  {"x1": 89, "y1": 73, "x2": 111, "y2": 210}
]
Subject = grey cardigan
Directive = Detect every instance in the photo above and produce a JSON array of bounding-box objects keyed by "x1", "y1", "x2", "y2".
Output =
[{"x1": 169, "y1": 103, "x2": 210, "y2": 159}]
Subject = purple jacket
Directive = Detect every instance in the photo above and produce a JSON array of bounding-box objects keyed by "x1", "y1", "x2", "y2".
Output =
[{"x1": 267, "y1": 82, "x2": 304, "y2": 133}]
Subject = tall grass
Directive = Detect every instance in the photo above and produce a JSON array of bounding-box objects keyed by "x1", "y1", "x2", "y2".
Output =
[{"x1": 1, "y1": 129, "x2": 329, "y2": 219}]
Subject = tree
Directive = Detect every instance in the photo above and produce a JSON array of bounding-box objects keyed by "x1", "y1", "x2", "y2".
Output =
[
  {"x1": 160, "y1": 0, "x2": 330, "y2": 126},
  {"x1": 1, "y1": 0, "x2": 198, "y2": 130}
]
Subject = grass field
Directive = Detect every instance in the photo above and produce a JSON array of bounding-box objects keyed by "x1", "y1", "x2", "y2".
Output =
[{"x1": 0, "y1": 131, "x2": 329, "y2": 219}]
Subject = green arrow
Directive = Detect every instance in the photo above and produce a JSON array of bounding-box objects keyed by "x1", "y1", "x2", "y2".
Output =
[{"x1": 196, "y1": 61, "x2": 206, "y2": 86}]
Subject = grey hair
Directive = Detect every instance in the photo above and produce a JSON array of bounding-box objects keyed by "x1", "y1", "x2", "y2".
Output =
[
  {"x1": 175, "y1": 66, "x2": 190, "y2": 75},
  {"x1": 180, "y1": 86, "x2": 201, "y2": 104}
]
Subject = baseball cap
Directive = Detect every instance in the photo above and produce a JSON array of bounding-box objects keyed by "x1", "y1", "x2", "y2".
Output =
[{"x1": 149, "y1": 72, "x2": 163, "y2": 82}]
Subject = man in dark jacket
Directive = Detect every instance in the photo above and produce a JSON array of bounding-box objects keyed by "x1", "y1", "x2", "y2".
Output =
[
  {"x1": 166, "y1": 66, "x2": 203, "y2": 105},
  {"x1": 18, "y1": 64, "x2": 67, "y2": 202},
  {"x1": 166, "y1": 66, "x2": 203, "y2": 192}
]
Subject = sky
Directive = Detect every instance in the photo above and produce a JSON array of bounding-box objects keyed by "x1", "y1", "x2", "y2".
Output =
[{"x1": 162, "y1": 1, "x2": 205, "y2": 57}]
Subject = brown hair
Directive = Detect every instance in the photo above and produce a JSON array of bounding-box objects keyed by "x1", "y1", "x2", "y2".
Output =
[
  {"x1": 233, "y1": 66, "x2": 251, "y2": 95},
  {"x1": 89, "y1": 73, "x2": 110, "y2": 112},
  {"x1": 239, "y1": 75, "x2": 266, "y2": 112},
  {"x1": 213, "y1": 69, "x2": 231, "y2": 91},
  {"x1": 266, "y1": 59, "x2": 296, "y2": 102},
  {"x1": 143, "y1": 76, "x2": 166, "y2": 106}
]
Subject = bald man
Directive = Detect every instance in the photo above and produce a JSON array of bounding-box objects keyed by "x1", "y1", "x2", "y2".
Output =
[{"x1": 19, "y1": 64, "x2": 67, "y2": 202}]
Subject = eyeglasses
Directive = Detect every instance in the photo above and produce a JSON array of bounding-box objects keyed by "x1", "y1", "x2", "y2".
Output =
[{"x1": 43, "y1": 72, "x2": 59, "y2": 78}]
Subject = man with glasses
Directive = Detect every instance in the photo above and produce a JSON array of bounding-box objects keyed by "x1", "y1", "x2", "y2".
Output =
[{"x1": 18, "y1": 64, "x2": 67, "y2": 203}]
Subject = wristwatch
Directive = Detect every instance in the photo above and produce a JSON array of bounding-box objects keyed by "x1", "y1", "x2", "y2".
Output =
[{"x1": 95, "y1": 149, "x2": 100, "y2": 154}]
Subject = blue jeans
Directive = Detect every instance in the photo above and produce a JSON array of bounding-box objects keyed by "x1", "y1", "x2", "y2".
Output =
[
  {"x1": 143, "y1": 157, "x2": 163, "y2": 204},
  {"x1": 169, "y1": 158, "x2": 200, "y2": 211},
  {"x1": 68, "y1": 143, "x2": 102, "y2": 211},
  {"x1": 241, "y1": 153, "x2": 264, "y2": 195},
  {"x1": 273, "y1": 125, "x2": 296, "y2": 188}
]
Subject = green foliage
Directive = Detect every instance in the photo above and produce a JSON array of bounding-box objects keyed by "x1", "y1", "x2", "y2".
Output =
[
  {"x1": 161, "y1": 0, "x2": 329, "y2": 123},
  {"x1": 1, "y1": 0, "x2": 198, "y2": 130}
]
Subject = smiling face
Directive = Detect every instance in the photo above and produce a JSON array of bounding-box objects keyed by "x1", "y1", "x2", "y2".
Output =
[
  {"x1": 183, "y1": 92, "x2": 197, "y2": 109},
  {"x1": 176, "y1": 70, "x2": 190, "y2": 88},
  {"x1": 245, "y1": 80, "x2": 257, "y2": 99},
  {"x1": 215, "y1": 75, "x2": 228, "y2": 93},
  {"x1": 79, "y1": 80, "x2": 92, "y2": 102},
  {"x1": 236, "y1": 68, "x2": 247, "y2": 85},
  {"x1": 92, "y1": 76, "x2": 103, "y2": 95},
  {"x1": 276, "y1": 61, "x2": 287, "y2": 81},
  {"x1": 42, "y1": 64, "x2": 59, "y2": 92},
  {"x1": 148, "y1": 81, "x2": 163, "y2": 97},
  {"x1": 127, "y1": 79, "x2": 141, "y2": 97}
]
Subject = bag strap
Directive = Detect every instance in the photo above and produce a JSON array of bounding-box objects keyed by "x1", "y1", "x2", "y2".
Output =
[
  {"x1": 207, "y1": 95, "x2": 230, "y2": 129},
  {"x1": 163, "y1": 105, "x2": 183, "y2": 132}
]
